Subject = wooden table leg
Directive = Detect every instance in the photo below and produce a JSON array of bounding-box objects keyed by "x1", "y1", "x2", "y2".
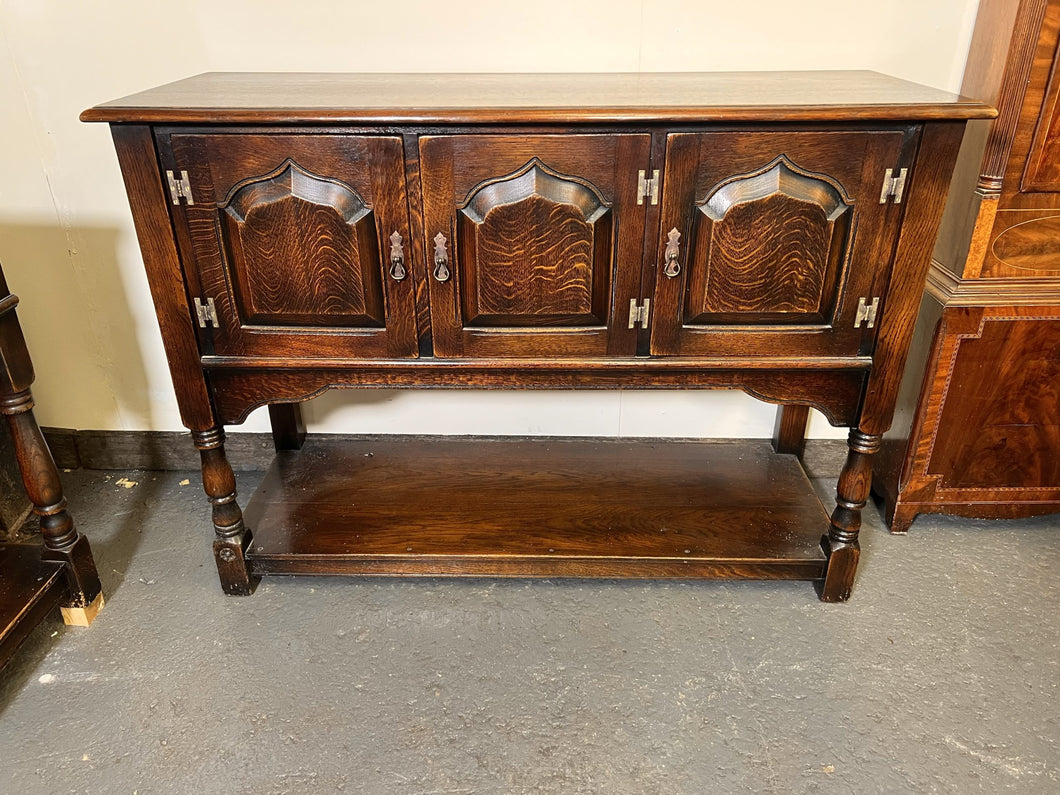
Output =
[
  {"x1": 819, "y1": 428, "x2": 880, "y2": 602},
  {"x1": 192, "y1": 427, "x2": 257, "y2": 595},
  {"x1": 268, "y1": 403, "x2": 306, "y2": 451},
  {"x1": 772, "y1": 405, "x2": 809, "y2": 456}
]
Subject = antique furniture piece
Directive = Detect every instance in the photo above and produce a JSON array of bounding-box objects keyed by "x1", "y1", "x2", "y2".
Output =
[
  {"x1": 874, "y1": 0, "x2": 1060, "y2": 532},
  {"x1": 83, "y1": 72, "x2": 990, "y2": 601},
  {"x1": 0, "y1": 265, "x2": 103, "y2": 670}
]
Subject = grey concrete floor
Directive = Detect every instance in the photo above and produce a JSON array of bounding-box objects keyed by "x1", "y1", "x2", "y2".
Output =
[{"x1": 0, "y1": 466, "x2": 1057, "y2": 794}]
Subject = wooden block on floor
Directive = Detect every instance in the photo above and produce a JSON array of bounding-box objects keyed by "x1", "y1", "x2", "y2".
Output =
[{"x1": 60, "y1": 590, "x2": 105, "y2": 627}]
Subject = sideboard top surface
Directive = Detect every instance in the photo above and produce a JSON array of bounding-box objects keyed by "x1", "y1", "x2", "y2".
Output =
[{"x1": 81, "y1": 70, "x2": 995, "y2": 124}]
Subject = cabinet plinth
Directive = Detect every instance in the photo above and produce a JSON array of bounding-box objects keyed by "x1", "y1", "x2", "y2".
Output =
[{"x1": 84, "y1": 71, "x2": 991, "y2": 600}]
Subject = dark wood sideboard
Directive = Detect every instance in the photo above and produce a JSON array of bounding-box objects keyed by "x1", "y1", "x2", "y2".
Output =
[
  {"x1": 874, "y1": 0, "x2": 1060, "y2": 532},
  {"x1": 83, "y1": 72, "x2": 991, "y2": 601}
]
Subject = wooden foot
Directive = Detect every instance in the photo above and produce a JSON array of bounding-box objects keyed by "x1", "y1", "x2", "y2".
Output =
[
  {"x1": 193, "y1": 428, "x2": 258, "y2": 596},
  {"x1": 818, "y1": 537, "x2": 860, "y2": 602},
  {"x1": 212, "y1": 535, "x2": 255, "y2": 596},
  {"x1": 268, "y1": 402, "x2": 306, "y2": 451},
  {"x1": 772, "y1": 404, "x2": 809, "y2": 456},
  {"x1": 1, "y1": 389, "x2": 103, "y2": 608},
  {"x1": 42, "y1": 533, "x2": 103, "y2": 609},
  {"x1": 819, "y1": 429, "x2": 880, "y2": 602},
  {"x1": 887, "y1": 503, "x2": 919, "y2": 535},
  {"x1": 61, "y1": 591, "x2": 105, "y2": 627}
]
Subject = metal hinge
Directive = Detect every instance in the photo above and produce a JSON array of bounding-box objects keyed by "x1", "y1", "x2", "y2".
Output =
[
  {"x1": 628, "y1": 298, "x2": 650, "y2": 329},
  {"x1": 637, "y1": 169, "x2": 659, "y2": 206},
  {"x1": 166, "y1": 169, "x2": 194, "y2": 205},
  {"x1": 854, "y1": 297, "x2": 879, "y2": 329},
  {"x1": 879, "y1": 167, "x2": 908, "y2": 204},
  {"x1": 194, "y1": 297, "x2": 218, "y2": 328}
]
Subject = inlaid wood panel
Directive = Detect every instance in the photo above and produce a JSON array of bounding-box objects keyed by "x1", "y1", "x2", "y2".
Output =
[
  {"x1": 989, "y1": 210, "x2": 1060, "y2": 271},
  {"x1": 164, "y1": 133, "x2": 418, "y2": 358},
  {"x1": 877, "y1": 300, "x2": 1060, "y2": 533},
  {"x1": 927, "y1": 314, "x2": 1060, "y2": 489},
  {"x1": 651, "y1": 130, "x2": 909, "y2": 357},
  {"x1": 420, "y1": 134, "x2": 650, "y2": 357},
  {"x1": 688, "y1": 157, "x2": 850, "y2": 324},
  {"x1": 457, "y1": 160, "x2": 611, "y2": 326}
]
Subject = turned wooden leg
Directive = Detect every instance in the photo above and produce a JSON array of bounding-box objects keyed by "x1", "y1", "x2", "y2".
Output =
[
  {"x1": 819, "y1": 429, "x2": 881, "y2": 602},
  {"x1": 268, "y1": 403, "x2": 306, "y2": 451},
  {"x1": 192, "y1": 428, "x2": 257, "y2": 595},
  {"x1": 1, "y1": 389, "x2": 104, "y2": 624},
  {"x1": 772, "y1": 404, "x2": 809, "y2": 456}
]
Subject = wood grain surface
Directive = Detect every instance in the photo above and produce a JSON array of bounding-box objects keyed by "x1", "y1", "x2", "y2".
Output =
[
  {"x1": 928, "y1": 314, "x2": 1060, "y2": 489},
  {"x1": 244, "y1": 438, "x2": 829, "y2": 581},
  {"x1": 458, "y1": 162, "x2": 609, "y2": 326},
  {"x1": 874, "y1": 2, "x2": 1060, "y2": 531},
  {"x1": 91, "y1": 71, "x2": 981, "y2": 596},
  {"x1": 0, "y1": 543, "x2": 65, "y2": 670},
  {"x1": 205, "y1": 362, "x2": 868, "y2": 428},
  {"x1": 81, "y1": 71, "x2": 994, "y2": 124},
  {"x1": 695, "y1": 189, "x2": 845, "y2": 321},
  {"x1": 420, "y1": 133, "x2": 647, "y2": 357},
  {"x1": 164, "y1": 132, "x2": 418, "y2": 358},
  {"x1": 650, "y1": 129, "x2": 905, "y2": 357}
]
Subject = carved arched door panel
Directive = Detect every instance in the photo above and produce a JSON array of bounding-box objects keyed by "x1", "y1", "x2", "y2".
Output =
[
  {"x1": 650, "y1": 130, "x2": 912, "y2": 358},
  {"x1": 420, "y1": 134, "x2": 651, "y2": 357},
  {"x1": 163, "y1": 133, "x2": 418, "y2": 359}
]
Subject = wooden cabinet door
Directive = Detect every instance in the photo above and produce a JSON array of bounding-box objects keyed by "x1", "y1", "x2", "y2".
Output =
[
  {"x1": 650, "y1": 130, "x2": 909, "y2": 358},
  {"x1": 163, "y1": 133, "x2": 418, "y2": 358},
  {"x1": 419, "y1": 134, "x2": 651, "y2": 357}
]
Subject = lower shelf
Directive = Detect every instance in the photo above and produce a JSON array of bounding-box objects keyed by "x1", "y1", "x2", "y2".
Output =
[
  {"x1": 0, "y1": 543, "x2": 66, "y2": 669},
  {"x1": 244, "y1": 437, "x2": 830, "y2": 581}
]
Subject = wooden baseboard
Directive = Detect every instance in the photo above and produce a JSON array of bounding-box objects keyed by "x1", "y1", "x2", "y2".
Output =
[
  {"x1": 38, "y1": 428, "x2": 851, "y2": 476},
  {"x1": 42, "y1": 428, "x2": 275, "y2": 471},
  {"x1": 37, "y1": 427, "x2": 80, "y2": 470}
]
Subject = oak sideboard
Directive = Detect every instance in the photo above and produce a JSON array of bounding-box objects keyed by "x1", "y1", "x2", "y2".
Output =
[{"x1": 83, "y1": 72, "x2": 992, "y2": 601}]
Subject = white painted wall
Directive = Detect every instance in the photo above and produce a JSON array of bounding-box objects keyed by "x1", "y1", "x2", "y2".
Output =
[{"x1": 0, "y1": 0, "x2": 980, "y2": 437}]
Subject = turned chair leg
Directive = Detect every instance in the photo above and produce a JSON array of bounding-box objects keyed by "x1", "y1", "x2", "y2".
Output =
[
  {"x1": 1, "y1": 389, "x2": 104, "y2": 625},
  {"x1": 192, "y1": 428, "x2": 257, "y2": 595},
  {"x1": 819, "y1": 429, "x2": 881, "y2": 602}
]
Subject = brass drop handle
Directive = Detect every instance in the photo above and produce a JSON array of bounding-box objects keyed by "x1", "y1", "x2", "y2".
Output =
[
  {"x1": 433, "y1": 232, "x2": 450, "y2": 282},
  {"x1": 663, "y1": 227, "x2": 681, "y2": 278},
  {"x1": 388, "y1": 231, "x2": 406, "y2": 281}
]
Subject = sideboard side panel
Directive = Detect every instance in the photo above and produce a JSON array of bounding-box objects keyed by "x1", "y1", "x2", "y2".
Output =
[
  {"x1": 860, "y1": 121, "x2": 967, "y2": 436},
  {"x1": 111, "y1": 125, "x2": 216, "y2": 432}
]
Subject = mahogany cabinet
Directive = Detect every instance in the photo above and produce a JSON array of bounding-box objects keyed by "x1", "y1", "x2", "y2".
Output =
[
  {"x1": 83, "y1": 72, "x2": 990, "y2": 601},
  {"x1": 874, "y1": 0, "x2": 1060, "y2": 532}
]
